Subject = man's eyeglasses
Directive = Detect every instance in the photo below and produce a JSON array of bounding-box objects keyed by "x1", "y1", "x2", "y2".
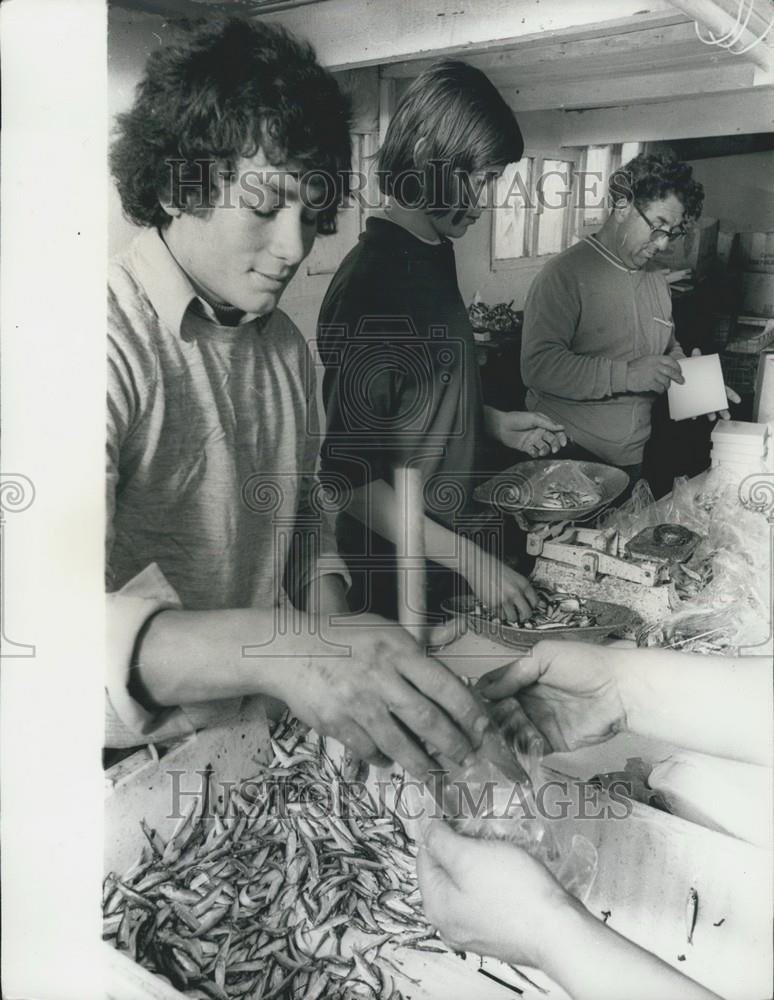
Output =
[{"x1": 633, "y1": 203, "x2": 687, "y2": 243}]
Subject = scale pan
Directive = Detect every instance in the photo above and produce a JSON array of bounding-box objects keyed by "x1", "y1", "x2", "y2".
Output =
[{"x1": 474, "y1": 459, "x2": 629, "y2": 523}]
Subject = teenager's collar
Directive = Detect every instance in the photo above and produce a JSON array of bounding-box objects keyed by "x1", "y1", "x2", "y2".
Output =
[
  {"x1": 159, "y1": 230, "x2": 259, "y2": 327},
  {"x1": 381, "y1": 204, "x2": 443, "y2": 245},
  {"x1": 129, "y1": 228, "x2": 261, "y2": 337}
]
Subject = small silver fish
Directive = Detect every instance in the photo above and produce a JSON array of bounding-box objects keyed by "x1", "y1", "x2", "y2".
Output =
[{"x1": 686, "y1": 887, "x2": 699, "y2": 944}]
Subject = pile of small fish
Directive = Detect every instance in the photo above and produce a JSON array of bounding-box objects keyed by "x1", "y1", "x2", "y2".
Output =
[
  {"x1": 540, "y1": 484, "x2": 601, "y2": 510},
  {"x1": 103, "y1": 719, "x2": 445, "y2": 999},
  {"x1": 472, "y1": 589, "x2": 597, "y2": 630}
]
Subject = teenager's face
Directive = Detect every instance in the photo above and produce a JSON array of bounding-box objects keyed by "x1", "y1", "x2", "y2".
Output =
[
  {"x1": 163, "y1": 149, "x2": 323, "y2": 314},
  {"x1": 428, "y1": 167, "x2": 503, "y2": 241}
]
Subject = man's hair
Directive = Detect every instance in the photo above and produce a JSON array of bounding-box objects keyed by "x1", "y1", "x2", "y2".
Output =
[
  {"x1": 610, "y1": 150, "x2": 704, "y2": 220},
  {"x1": 376, "y1": 59, "x2": 523, "y2": 214},
  {"x1": 110, "y1": 18, "x2": 352, "y2": 235}
]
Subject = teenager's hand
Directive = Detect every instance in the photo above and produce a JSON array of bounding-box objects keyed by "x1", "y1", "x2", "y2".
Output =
[
  {"x1": 417, "y1": 818, "x2": 570, "y2": 967},
  {"x1": 270, "y1": 614, "x2": 490, "y2": 778},
  {"x1": 462, "y1": 546, "x2": 539, "y2": 622},
  {"x1": 476, "y1": 640, "x2": 627, "y2": 752},
  {"x1": 484, "y1": 407, "x2": 567, "y2": 456}
]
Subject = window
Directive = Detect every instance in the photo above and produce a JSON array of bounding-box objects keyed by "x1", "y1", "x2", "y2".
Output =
[
  {"x1": 492, "y1": 151, "x2": 578, "y2": 267},
  {"x1": 491, "y1": 142, "x2": 642, "y2": 268},
  {"x1": 492, "y1": 158, "x2": 533, "y2": 260},
  {"x1": 578, "y1": 142, "x2": 643, "y2": 238},
  {"x1": 536, "y1": 158, "x2": 574, "y2": 255},
  {"x1": 580, "y1": 145, "x2": 613, "y2": 229}
]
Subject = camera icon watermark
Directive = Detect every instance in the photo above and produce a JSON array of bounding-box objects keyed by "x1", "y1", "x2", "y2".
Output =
[{"x1": 314, "y1": 317, "x2": 470, "y2": 443}]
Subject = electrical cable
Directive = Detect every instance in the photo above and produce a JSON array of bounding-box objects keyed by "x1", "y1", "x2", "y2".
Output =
[
  {"x1": 694, "y1": 0, "x2": 750, "y2": 46},
  {"x1": 692, "y1": 0, "x2": 774, "y2": 55},
  {"x1": 732, "y1": 6, "x2": 774, "y2": 51}
]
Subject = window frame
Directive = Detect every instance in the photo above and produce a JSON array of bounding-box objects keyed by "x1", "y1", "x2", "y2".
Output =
[
  {"x1": 490, "y1": 148, "x2": 580, "y2": 272},
  {"x1": 490, "y1": 141, "x2": 643, "y2": 272}
]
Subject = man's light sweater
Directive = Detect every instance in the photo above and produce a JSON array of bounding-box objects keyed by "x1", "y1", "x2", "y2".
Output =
[{"x1": 522, "y1": 235, "x2": 683, "y2": 466}]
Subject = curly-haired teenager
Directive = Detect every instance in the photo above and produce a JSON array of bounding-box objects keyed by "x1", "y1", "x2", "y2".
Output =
[
  {"x1": 106, "y1": 19, "x2": 490, "y2": 774},
  {"x1": 521, "y1": 149, "x2": 735, "y2": 479},
  {"x1": 318, "y1": 61, "x2": 565, "y2": 626}
]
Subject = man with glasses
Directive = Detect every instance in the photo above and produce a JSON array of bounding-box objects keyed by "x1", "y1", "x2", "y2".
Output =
[{"x1": 521, "y1": 150, "x2": 729, "y2": 484}]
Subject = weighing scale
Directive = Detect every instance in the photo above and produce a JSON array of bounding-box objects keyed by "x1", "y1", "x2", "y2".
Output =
[{"x1": 473, "y1": 461, "x2": 703, "y2": 627}]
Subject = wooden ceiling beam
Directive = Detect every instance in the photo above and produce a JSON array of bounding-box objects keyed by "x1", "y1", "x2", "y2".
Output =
[
  {"x1": 259, "y1": 0, "x2": 680, "y2": 71},
  {"x1": 479, "y1": 49, "x2": 734, "y2": 88},
  {"x1": 500, "y1": 61, "x2": 756, "y2": 111},
  {"x1": 381, "y1": 20, "x2": 701, "y2": 79},
  {"x1": 560, "y1": 86, "x2": 774, "y2": 144}
]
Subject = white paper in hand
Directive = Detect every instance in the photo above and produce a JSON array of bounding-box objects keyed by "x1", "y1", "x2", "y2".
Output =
[{"x1": 667, "y1": 353, "x2": 727, "y2": 421}]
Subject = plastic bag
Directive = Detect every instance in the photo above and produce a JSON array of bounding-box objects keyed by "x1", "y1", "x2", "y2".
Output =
[
  {"x1": 670, "y1": 473, "x2": 769, "y2": 647},
  {"x1": 596, "y1": 479, "x2": 658, "y2": 546},
  {"x1": 595, "y1": 469, "x2": 769, "y2": 651},
  {"x1": 531, "y1": 461, "x2": 603, "y2": 510},
  {"x1": 432, "y1": 693, "x2": 598, "y2": 903}
]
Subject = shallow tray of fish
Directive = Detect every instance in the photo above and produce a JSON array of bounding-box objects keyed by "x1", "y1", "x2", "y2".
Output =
[{"x1": 441, "y1": 592, "x2": 635, "y2": 649}]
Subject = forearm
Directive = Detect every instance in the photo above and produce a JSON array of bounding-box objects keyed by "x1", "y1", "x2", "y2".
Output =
[
  {"x1": 522, "y1": 342, "x2": 626, "y2": 401},
  {"x1": 133, "y1": 607, "x2": 319, "y2": 707},
  {"x1": 348, "y1": 480, "x2": 472, "y2": 572},
  {"x1": 616, "y1": 649, "x2": 772, "y2": 765},
  {"x1": 542, "y1": 900, "x2": 721, "y2": 1000}
]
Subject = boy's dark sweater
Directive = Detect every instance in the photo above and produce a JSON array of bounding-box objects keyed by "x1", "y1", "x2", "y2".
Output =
[{"x1": 318, "y1": 217, "x2": 484, "y2": 616}]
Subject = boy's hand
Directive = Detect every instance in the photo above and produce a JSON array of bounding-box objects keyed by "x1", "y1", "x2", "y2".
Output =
[
  {"x1": 484, "y1": 407, "x2": 567, "y2": 456},
  {"x1": 273, "y1": 615, "x2": 490, "y2": 779},
  {"x1": 462, "y1": 545, "x2": 539, "y2": 622}
]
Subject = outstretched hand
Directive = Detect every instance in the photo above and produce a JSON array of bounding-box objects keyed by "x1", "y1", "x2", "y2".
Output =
[
  {"x1": 484, "y1": 407, "x2": 567, "y2": 457},
  {"x1": 475, "y1": 640, "x2": 628, "y2": 753}
]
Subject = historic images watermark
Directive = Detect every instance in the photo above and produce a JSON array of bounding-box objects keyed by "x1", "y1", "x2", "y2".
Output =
[
  {"x1": 164, "y1": 157, "x2": 613, "y2": 217},
  {"x1": 165, "y1": 768, "x2": 634, "y2": 824}
]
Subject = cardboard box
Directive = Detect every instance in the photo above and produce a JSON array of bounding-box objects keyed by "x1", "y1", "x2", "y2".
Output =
[
  {"x1": 655, "y1": 216, "x2": 718, "y2": 276},
  {"x1": 738, "y1": 231, "x2": 774, "y2": 273},
  {"x1": 741, "y1": 271, "x2": 774, "y2": 317}
]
